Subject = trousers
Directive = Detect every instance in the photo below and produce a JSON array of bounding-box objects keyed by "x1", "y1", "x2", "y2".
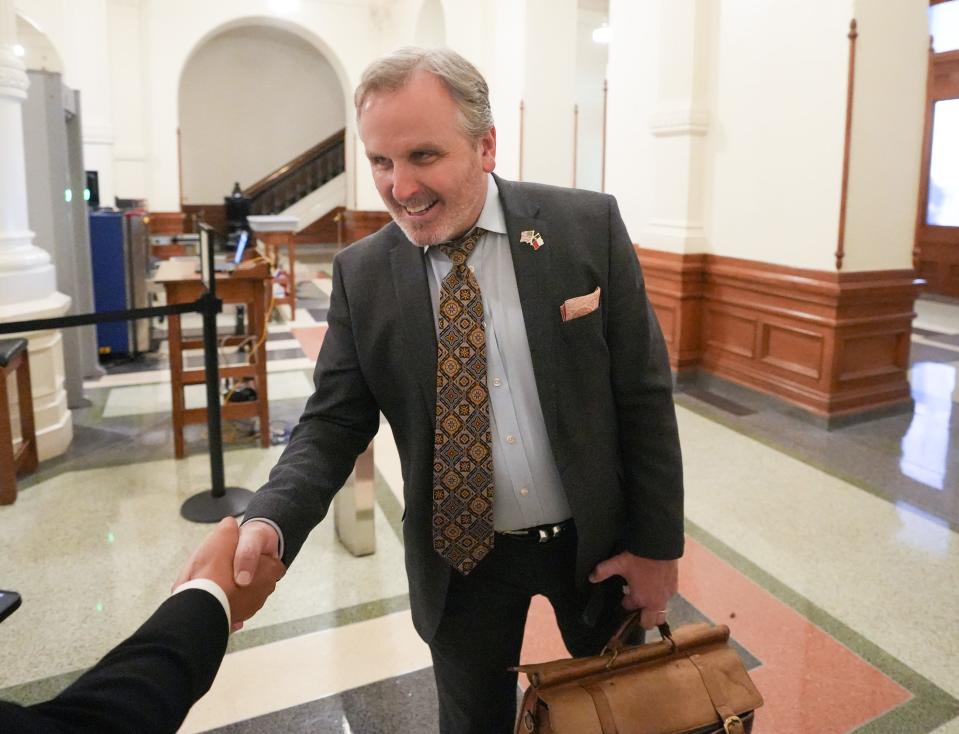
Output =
[{"x1": 428, "y1": 523, "x2": 632, "y2": 734}]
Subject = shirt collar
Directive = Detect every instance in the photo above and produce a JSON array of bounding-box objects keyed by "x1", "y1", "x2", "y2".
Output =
[
  {"x1": 475, "y1": 173, "x2": 507, "y2": 235},
  {"x1": 425, "y1": 174, "x2": 506, "y2": 255}
]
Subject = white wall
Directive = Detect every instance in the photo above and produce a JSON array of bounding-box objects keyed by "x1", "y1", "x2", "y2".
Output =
[
  {"x1": 575, "y1": 5, "x2": 607, "y2": 193},
  {"x1": 521, "y1": 0, "x2": 577, "y2": 186},
  {"x1": 414, "y1": 0, "x2": 444, "y2": 47},
  {"x1": 842, "y1": 0, "x2": 927, "y2": 272},
  {"x1": 107, "y1": 0, "x2": 148, "y2": 199},
  {"x1": 605, "y1": 0, "x2": 660, "y2": 244},
  {"x1": 705, "y1": 0, "x2": 853, "y2": 271},
  {"x1": 178, "y1": 23, "x2": 345, "y2": 204},
  {"x1": 11, "y1": 0, "x2": 929, "y2": 271}
]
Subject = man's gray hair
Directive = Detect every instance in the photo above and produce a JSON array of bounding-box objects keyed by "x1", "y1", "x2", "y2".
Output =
[{"x1": 355, "y1": 47, "x2": 494, "y2": 138}]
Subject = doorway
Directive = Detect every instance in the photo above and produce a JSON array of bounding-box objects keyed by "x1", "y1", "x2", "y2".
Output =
[{"x1": 916, "y1": 0, "x2": 959, "y2": 297}]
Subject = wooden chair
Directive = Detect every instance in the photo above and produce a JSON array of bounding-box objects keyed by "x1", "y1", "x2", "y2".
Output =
[{"x1": 0, "y1": 339, "x2": 39, "y2": 505}]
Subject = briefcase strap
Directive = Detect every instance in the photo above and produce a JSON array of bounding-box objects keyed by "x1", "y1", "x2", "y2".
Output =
[
  {"x1": 689, "y1": 653, "x2": 747, "y2": 734},
  {"x1": 602, "y1": 611, "x2": 675, "y2": 656},
  {"x1": 582, "y1": 683, "x2": 619, "y2": 734}
]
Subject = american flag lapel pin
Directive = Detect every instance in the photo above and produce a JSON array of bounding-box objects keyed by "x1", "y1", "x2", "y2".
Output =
[{"x1": 520, "y1": 230, "x2": 545, "y2": 251}]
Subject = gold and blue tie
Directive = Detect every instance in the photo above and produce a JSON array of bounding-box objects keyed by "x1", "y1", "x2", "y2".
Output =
[{"x1": 432, "y1": 228, "x2": 494, "y2": 575}]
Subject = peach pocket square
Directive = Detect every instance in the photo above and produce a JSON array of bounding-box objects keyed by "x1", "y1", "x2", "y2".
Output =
[{"x1": 560, "y1": 287, "x2": 601, "y2": 322}]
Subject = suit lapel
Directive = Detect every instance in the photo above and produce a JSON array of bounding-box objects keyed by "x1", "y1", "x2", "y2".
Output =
[
  {"x1": 495, "y1": 176, "x2": 561, "y2": 455},
  {"x1": 389, "y1": 233, "x2": 438, "y2": 425}
]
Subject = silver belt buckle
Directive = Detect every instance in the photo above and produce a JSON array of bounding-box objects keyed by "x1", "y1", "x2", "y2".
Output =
[{"x1": 538, "y1": 524, "x2": 564, "y2": 543}]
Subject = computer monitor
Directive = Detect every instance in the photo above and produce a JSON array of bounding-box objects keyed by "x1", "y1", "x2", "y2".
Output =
[{"x1": 233, "y1": 230, "x2": 249, "y2": 265}]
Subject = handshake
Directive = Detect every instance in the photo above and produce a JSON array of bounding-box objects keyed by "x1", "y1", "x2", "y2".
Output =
[{"x1": 173, "y1": 518, "x2": 286, "y2": 631}]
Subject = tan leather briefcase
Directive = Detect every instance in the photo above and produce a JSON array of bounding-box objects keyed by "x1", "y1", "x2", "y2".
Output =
[{"x1": 513, "y1": 615, "x2": 763, "y2": 734}]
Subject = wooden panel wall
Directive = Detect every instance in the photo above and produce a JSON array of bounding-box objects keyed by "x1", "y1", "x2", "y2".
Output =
[
  {"x1": 146, "y1": 211, "x2": 188, "y2": 235},
  {"x1": 339, "y1": 210, "x2": 392, "y2": 246},
  {"x1": 634, "y1": 248, "x2": 706, "y2": 371},
  {"x1": 295, "y1": 206, "x2": 345, "y2": 245},
  {"x1": 180, "y1": 204, "x2": 227, "y2": 236},
  {"x1": 637, "y1": 248, "x2": 921, "y2": 420}
]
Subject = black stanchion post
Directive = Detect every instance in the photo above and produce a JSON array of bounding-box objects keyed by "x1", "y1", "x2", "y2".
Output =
[{"x1": 180, "y1": 225, "x2": 254, "y2": 522}]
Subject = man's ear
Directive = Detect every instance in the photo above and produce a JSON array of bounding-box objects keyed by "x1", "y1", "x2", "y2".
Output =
[{"x1": 479, "y1": 126, "x2": 496, "y2": 173}]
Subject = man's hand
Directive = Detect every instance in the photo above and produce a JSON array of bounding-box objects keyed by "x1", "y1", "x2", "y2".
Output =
[
  {"x1": 173, "y1": 518, "x2": 285, "y2": 630},
  {"x1": 233, "y1": 520, "x2": 281, "y2": 587},
  {"x1": 589, "y1": 552, "x2": 679, "y2": 630}
]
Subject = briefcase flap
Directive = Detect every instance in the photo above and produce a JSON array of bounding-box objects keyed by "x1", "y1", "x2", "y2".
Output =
[
  {"x1": 517, "y1": 623, "x2": 728, "y2": 688},
  {"x1": 537, "y1": 645, "x2": 761, "y2": 734}
]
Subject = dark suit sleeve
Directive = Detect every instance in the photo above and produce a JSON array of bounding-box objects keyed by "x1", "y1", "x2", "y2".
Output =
[
  {"x1": 605, "y1": 196, "x2": 685, "y2": 559},
  {"x1": 244, "y1": 253, "x2": 381, "y2": 565},
  {"x1": 0, "y1": 589, "x2": 228, "y2": 734}
]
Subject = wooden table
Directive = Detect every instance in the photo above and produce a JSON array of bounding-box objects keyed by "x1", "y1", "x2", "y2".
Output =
[
  {"x1": 256, "y1": 230, "x2": 297, "y2": 313},
  {"x1": 153, "y1": 260, "x2": 272, "y2": 458}
]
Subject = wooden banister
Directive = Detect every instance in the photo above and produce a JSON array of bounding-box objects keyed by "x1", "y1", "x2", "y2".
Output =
[{"x1": 244, "y1": 128, "x2": 346, "y2": 199}]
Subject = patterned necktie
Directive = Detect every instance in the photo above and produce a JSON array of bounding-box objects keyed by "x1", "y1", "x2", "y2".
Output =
[{"x1": 432, "y1": 227, "x2": 494, "y2": 575}]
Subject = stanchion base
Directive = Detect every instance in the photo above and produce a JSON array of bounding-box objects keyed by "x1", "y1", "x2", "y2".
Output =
[{"x1": 180, "y1": 487, "x2": 254, "y2": 523}]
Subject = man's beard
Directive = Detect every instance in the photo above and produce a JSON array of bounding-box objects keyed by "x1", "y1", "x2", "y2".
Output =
[{"x1": 388, "y1": 174, "x2": 485, "y2": 247}]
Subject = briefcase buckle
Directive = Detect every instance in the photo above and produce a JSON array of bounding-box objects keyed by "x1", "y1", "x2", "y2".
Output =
[{"x1": 723, "y1": 715, "x2": 744, "y2": 734}]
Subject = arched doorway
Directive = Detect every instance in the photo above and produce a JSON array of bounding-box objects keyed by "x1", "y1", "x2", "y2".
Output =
[
  {"x1": 177, "y1": 22, "x2": 347, "y2": 231},
  {"x1": 14, "y1": 13, "x2": 64, "y2": 73}
]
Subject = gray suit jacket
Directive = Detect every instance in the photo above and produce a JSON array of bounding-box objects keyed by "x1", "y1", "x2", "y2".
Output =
[{"x1": 245, "y1": 174, "x2": 684, "y2": 642}]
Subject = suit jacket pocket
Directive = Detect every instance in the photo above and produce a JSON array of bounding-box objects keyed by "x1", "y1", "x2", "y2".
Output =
[{"x1": 560, "y1": 287, "x2": 601, "y2": 322}]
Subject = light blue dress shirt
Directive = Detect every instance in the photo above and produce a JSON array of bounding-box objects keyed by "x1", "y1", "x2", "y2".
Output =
[{"x1": 424, "y1": 175, "x2": 572, "y2": 531}]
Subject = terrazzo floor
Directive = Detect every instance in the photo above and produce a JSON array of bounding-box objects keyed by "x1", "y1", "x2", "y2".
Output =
[{"x1": 1, "y1": 251, "x2": 957, "y2": 733}]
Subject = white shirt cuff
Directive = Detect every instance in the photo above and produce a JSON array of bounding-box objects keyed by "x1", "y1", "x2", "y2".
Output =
[
  {"x1": 241, "y1": 517, "x2": 285, "y2": 559},
  {"x1": 172, "y1": 578, "x2": 231, "y2": 634}
]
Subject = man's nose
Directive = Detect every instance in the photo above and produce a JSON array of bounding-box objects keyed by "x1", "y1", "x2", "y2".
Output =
[{"x1": 391, "y1": 164, "x2": 419, "y2": 203}]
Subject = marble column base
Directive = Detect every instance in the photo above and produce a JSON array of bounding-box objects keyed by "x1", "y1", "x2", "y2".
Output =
[{"x1": 1, "y1": 291, "x2": 74, "y2": 461}]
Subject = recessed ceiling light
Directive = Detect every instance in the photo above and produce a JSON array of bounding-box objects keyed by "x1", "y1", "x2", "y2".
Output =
[{"x1": 592, "y1": 23, "x2": 611, "y2": 45}]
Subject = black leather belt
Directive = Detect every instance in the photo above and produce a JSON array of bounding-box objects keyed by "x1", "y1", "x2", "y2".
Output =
[{"x1": 497, "y1": 518, "x2": 573, "y2": 543}]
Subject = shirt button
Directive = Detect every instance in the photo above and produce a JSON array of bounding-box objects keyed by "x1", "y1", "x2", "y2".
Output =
[
  {"x1": 519, "y1": 487, "x2": 529, "y2": 496},
  {"x1": 493, "y1": 378, "x2": 502, "y2": 387},
  {"x1": 506, "y1": 435, "x2": 516, "y2": 444}
]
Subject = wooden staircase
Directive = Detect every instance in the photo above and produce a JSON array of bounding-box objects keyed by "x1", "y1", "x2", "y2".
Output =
[{"x1": 244, "y1": 128, "x2": 345, "y2": 215}]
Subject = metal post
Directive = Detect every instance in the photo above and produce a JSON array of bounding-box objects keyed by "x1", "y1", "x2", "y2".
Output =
[{"x1": 180, "y1": 225, "x2": 253, "y2": 522}]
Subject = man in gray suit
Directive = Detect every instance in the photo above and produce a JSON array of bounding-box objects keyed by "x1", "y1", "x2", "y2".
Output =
[{"x1": 232, "y1": 47, "x2": 683, "y2": 733}]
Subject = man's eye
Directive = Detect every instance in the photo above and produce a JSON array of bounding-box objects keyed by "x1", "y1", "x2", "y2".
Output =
[
  {"x1": 370, "y1": 157, "x2": 391, "y2": 169},
  {"x1": 412, "y1": 151, "x2": 437, "y2": 163}
]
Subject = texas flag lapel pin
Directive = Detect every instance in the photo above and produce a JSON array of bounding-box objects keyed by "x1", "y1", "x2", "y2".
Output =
[{"x1": 520, "y1": 230, "x2": 545, "y2": 251}]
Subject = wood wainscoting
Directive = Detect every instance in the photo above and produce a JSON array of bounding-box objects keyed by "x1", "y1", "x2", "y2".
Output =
[
  {"x1": 296, "y1": 206, "x2": 345, "y2": 245},
  {"x1": 635, "y1": 249, "x2": 707, "y2": 371},
  {"x1": 181, "y1": 204, "x2": 227, "y2": 235},
  {"x1": 147, "y1": 211, "x2": 189, "y2": 235},
  {"x1": 338, "y1": 210, "x2": 393, "y2": 247},
  {"x1": 636, "y1": 247, "x2": 922, "y2": 420}
]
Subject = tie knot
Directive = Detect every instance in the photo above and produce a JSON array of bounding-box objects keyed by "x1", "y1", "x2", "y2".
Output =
[{"x1": 439, "y1": 228, "x2": 485, "y2": 267}]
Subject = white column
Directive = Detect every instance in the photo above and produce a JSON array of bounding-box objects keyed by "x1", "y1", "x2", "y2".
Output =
[
  {"x1": 606, "y1": 0, "x2": 711, "y2": 252},
  {"x1": 520, "y1": 0, "x2": 578, "y2": 186},
  {"x1": 63, "y1": 0, "x2": 116, "y2": 207},
  {"x1": 0, "y1": 0, "x2": 73, "y2": 460}
]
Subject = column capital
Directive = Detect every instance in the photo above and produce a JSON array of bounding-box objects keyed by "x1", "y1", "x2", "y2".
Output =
[{"x1": 0, "y1": 47, "x2": 28, "y2": 101}]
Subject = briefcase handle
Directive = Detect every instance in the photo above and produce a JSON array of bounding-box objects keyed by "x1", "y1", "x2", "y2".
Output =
[{"x1": 602, "y1": 611, "x2": 675, "y2": 657}]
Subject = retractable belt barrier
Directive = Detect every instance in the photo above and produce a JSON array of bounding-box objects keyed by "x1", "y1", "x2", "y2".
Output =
[
  {"x1": 2, "y1": 223, "x2": 254, "y2": 522},
  {"x1": 0, "y1": 301, "x2": 204, "y2": 335}
]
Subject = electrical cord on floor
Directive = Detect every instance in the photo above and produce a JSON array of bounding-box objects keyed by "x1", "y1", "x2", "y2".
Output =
[{"x1": 220, "y1": 290, "x2": 276, "y2": 405}]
